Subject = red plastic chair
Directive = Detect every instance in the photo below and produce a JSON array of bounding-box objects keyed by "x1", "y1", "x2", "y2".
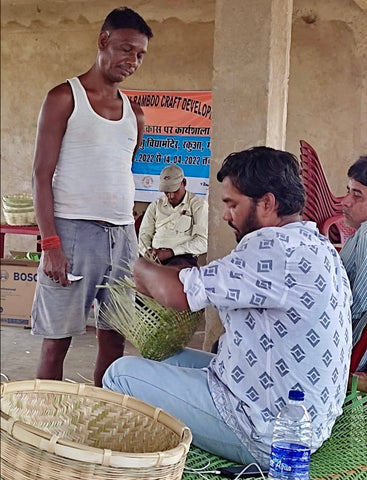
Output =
[
  {"x1": 350, "y1": 325, "x2": 367, "y2": 374},
  {"x1": 299, "y1": 140, "x2": 354, "y2": 246},
  {"x1": 320, "y1": 214, "x2": 355, "y2": 251},
  {"x1": 134, "y1": 212, "x2": 145, "y2": 236}
]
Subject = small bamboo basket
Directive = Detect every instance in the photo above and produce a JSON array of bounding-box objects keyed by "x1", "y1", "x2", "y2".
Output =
[
  {"x1": 102, "y1": 275, "x2": 202, "y2": 361},
  {"x1": 0, "y1": 379, "x2": 192, "y2": 480},
  {"x1": 2, "y1": 193, "x2": 37, "y2": 226}
]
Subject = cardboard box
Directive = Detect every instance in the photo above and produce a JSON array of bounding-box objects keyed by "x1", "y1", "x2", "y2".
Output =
[{"x1": 0, "y1": 257, "x2": 39, "y2": 327}]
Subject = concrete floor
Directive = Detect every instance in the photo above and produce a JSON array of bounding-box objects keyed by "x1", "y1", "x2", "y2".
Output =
[{"x1": 0, "y1": 317, "x2": 206, "y2": 384}]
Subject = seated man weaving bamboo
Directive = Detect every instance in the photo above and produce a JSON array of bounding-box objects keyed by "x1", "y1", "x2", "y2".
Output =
[
  {"x1": 103, "y1": 146, "x2": 352, "y2": 469},
  {"x1": 138, "y1": 164, "x2": 208, "y2": 267}
]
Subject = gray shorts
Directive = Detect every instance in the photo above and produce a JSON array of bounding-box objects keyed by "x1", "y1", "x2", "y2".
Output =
[{"x1": 31, "y1": 218, "x2": 138, "y2": 339}]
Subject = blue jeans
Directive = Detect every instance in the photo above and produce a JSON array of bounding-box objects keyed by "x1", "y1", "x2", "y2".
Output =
[{"x1": 103, "y1": 348, "x2": 257, "y2": 465}]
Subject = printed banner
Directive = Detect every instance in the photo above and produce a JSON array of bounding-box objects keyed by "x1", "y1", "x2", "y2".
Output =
[{"x1": 123, "y1": 90, "x2": 212, "y2": 202}]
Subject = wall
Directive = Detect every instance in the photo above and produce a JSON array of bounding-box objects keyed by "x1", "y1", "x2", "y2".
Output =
[{"x1": 287, "y1": 0, "x2": 367, "y2": 195}]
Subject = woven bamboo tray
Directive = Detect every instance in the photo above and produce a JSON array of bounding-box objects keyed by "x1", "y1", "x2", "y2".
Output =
[
  {"x1": 3, "y1": 210, "x2": 37, "y2": 226},
  {"x1": 2, "y1": 193, "x2": 33, "y2": 208},
  {"x1": 1, "y1": 379, "x2": 192, "y2": 480},
  {"x1": 2, "y1": 193, "x2": 36, "y2": 225}
]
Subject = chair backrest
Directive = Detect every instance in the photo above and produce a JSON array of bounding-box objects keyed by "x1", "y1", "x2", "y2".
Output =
[
  {"x1": 350, "y1": 317, "x2": 367, "y2": 373},
  {"x1": 134, "y1": 211, "x2": 145, "y2": 236},
  {"x1": 299, "y1": 140, "x2": 348, "y2": 244},
  {"x1": 320, "y1": 214, "x2": 355, "y2": 250}
]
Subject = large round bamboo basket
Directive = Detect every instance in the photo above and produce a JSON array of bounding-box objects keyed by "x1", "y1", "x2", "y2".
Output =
[{"x1": 1, "y1": 380, "x2": 192, "y2": 480}]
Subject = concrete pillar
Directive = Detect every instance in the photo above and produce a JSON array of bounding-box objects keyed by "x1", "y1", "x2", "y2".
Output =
[{"x1": 204, "y1": 0, "x2": 293, "y2": 349}]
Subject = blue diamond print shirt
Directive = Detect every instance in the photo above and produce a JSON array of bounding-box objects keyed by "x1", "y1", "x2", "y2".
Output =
[{"x1": 179, "y1": 221, "x2": 352, "y2": 466}]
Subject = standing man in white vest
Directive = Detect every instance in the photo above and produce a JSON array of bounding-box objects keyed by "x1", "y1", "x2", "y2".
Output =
[{"x1": 31, "y1": 7, "x2": 153, "y2": 386}]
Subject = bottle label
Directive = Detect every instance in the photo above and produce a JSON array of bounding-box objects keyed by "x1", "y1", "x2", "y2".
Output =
[{"x1": 269, "y1": 442, "x2": 311, "y2": 480}]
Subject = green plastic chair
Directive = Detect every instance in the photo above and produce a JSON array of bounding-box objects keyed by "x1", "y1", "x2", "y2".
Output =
[{"x1": 183, "y1": 377, "x2": 367, "y2": 480}]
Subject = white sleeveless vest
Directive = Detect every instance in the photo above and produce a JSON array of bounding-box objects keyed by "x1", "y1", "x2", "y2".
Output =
[{"x1": 53, "y1": 77, "x2": 137, "y2": 224}]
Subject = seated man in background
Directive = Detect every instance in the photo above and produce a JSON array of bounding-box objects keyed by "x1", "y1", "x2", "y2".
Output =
[
  {"x1": 340, "y1": 156, "x2": 367, "y2": 373},
  {"x1": 138, "y1": 164, "x2": 208, "y2": 267},
  {"x1": 104, "y1": 147, "x2": 352, "y2": 468}
]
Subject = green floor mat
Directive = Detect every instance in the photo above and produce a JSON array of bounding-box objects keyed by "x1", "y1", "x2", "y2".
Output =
[
  {"x1": 184, "y1": 446, "x2": 239, "y2": 479},
  {"x1": 183, "y1": 377, "x2": 367, "y2": 480}
]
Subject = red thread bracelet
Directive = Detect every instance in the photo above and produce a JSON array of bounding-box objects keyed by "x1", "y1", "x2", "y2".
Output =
[{"x1": 41, "y1": 235, "x2": 61, "y2": 250}]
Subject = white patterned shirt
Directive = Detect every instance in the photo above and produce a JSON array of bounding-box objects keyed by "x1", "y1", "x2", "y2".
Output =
[{"x1": 179, "y1": 221, "x2": 352, "y2": 467}]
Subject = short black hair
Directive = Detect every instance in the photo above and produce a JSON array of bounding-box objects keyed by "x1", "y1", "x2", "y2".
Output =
[
  {"x1": 347, "y1": 156, "x2": 367, "y2": 187},
  {"x1": 101, "y1": 7, "x2": 153, "y2": 39},
  {"x1": 217, "y1": 146, "x2": 305, "y2": 216}
]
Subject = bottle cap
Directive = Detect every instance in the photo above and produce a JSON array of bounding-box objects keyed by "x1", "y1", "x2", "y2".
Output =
[{"x1": 289, "y1": 390, "x2": 305, "y2": 401}]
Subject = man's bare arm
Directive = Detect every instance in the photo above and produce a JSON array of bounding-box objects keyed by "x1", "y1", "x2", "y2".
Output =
[
  {"x1": 130, "y1": 101, "x2": 145, "y2": 161},
  {"x1": 133, "y1": 257, "x2": 190, "y2": 310},
  {"x1": 32, "y1": 83, "x2": 73, "y2": 286}
]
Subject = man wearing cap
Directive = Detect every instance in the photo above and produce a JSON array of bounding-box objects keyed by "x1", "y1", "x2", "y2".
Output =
[{"x1": 138, "y1": 164, "x2": 208, "y2": 267}]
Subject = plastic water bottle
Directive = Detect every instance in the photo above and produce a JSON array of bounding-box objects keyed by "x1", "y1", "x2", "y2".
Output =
[{"x1": 268, "y1": 390, "x2": 312, "y2": 480}]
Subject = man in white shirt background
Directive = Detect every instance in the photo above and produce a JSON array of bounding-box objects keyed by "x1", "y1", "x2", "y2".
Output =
[{"x1": 138, "y1": 164, "x2": 208, "y2": 267}]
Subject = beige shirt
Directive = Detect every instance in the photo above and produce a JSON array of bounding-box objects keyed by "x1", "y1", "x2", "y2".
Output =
[{"x1": 139, "y1": 191, "x2": 208, "y2": 256}]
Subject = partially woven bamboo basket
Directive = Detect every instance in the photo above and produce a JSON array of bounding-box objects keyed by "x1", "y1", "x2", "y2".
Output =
[
  {"x1": 102, "y1": 275, "x2": 202, "y2": 361},
  {"x1": 1, "y1": 380, "x2": 192, "y2": 480}
]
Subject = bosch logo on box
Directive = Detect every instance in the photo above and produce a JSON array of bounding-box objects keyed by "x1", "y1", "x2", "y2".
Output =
[
  {"x1": 13, "y1": 271, "x2": 38, "y2": 282},
  {"x1": 1, "y1": 258, "x2": 39, "y2": 328}
]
